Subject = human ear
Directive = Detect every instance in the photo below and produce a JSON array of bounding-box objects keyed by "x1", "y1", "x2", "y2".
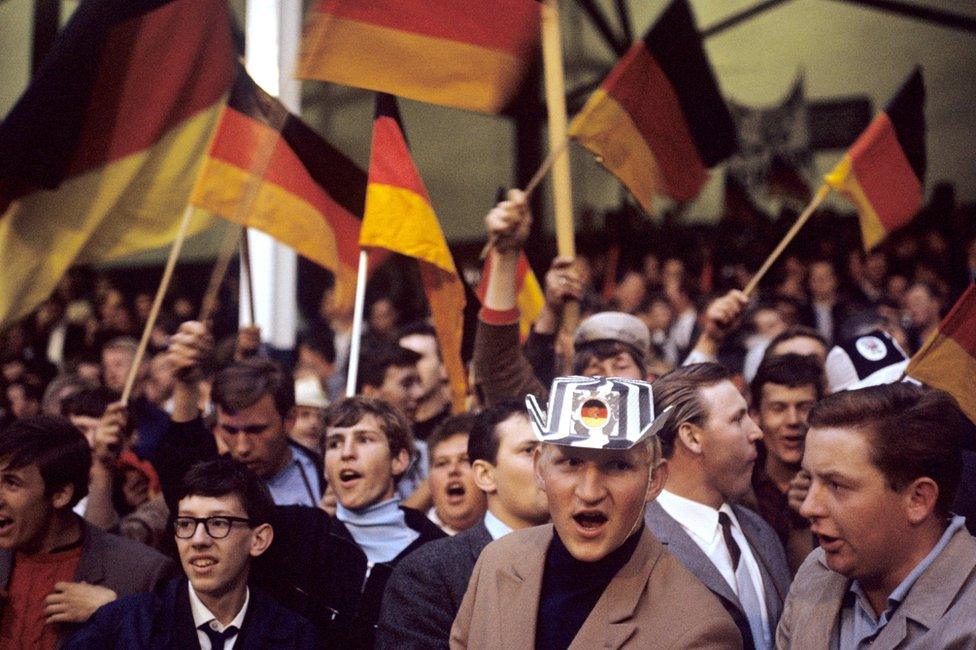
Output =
[
  {"x1": 50, "y1": 483, "x2": 74, "y2": 510},
  {"x1": 249, "y1": 523, "x2": 274, "y2": 557},
  {"x1": 390, "y1": 447, "x2": 411, "y2": 477},
  {"x1": 533, "y1": 447, "x2": 547, "y2": 492},
  {"x1": 645, "y1": 458, "x2": 669, "y2": 503},
  {"x1": 471, "y1": 459, "x2": 497, "y2": 495},
  {"x1": 677, "y1": 422, "x2": 703, "y2": 454},
  {"x1": 905, "y1": 477, "x2": 939, "y2": 525}
]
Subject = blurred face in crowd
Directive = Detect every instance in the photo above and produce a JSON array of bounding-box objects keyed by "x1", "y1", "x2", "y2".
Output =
[
  {"x1": 324, "y1": 414, "x2": 409, "y2": 511},
  {"x1": 366, "y1": 364, "x2": 423, "y2": 421},
  {"x1": 297, "y1": 345, "x2": 334, "y2": 384},
  {"x1": 864, "y1": 252, "x2": 887, "y2": 285},
  {"x1": 176, "y1": 494, "x2": 271, "y2": 608},
  {"x1": 6, "y1": 384, "x2": 39, "y2": 420},
  {"x1": 472, "y1": 414, "x2": 549, "y2": 530},
  {"x1": 808, "y1": 262, "x2": 838, "y2": 302},
  {"x1": 904, "y1": 284, "x2": 940, "y2": 329},
  {"x1": 769, "y1": 336, "x2": 828, "y2": 366},
  {"x1": 690, "y1": 380, "x2": 764, "y2": 506},
  {"x1": 801, "y1": 425, "x2": 925, "y2": 594},
  {"x1": 535, "y1": 442, "x2": 664, "y2": 562},
  {"x1": 101, "y1": 346, "x2": 135, "y2": 393},
  {"x1": 429, "y1": 433, "x2": 486, "y2": 532},
  {"x1": 399, "y1": 333, "x2": 447, "y2": 399},
  {"x1": 754, "y1": 382, "x2": 817, "y2": 471},
  {"x1": 215, "y1": 394, "x2": 291, "y2": 480},
  {"x1": 753, "y1": 308, "x2": 787, "y2": 341},
  {"x1": 289, "y1": 405, "x2": 326, "y2": 451},
  {"x1": 68, "y1": 414, "x2": 100, "y2": 448},
  {"x1": 0, "y1": 460, "x2": 71, "y2": 553},
  {"x1": 143, "y1": 354, "x2": 175, "y2": 406},
  {"x1": 369, "y1": 298, "x2": 398, "y2": 339},
  {"x1": 613, "y1": 272, "x2": 647, "y2": 314}
]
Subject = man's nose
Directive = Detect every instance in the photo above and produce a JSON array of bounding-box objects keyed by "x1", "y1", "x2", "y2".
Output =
[
  {"x1": 340, "y1": 436, "x2": 356, "y2": 459},
  {"x1": 799, "y1": 483, "x2": 822, "y2": 520},
  {"x1": 575, "y1": 464, "x2": 608, "y2": 503},
  {"x1": 231, "y1": 433, "x2": 252, "y2": 457},
  {"x1": 746, "y1": 415, "x2": 764, "y2": 442},
  {"x1": 190, "y1": 521, "x2": 213, "y2": 546}
]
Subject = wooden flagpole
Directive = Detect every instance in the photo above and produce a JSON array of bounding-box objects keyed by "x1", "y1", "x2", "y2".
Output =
[
  {"x1": 239, "y1": 226, "x2": 257, "y2": 325},
  {"x1": 541, "y1": 0, "x2": 578, "y2": 335},
  {"x1": 743, "y1": 183, "x2": 831, "y2": 297},
  {"x1": 345, "y1": 249, "x2": 370, "y2": 397},
  {"x1": 120, "y1": 205, "x2": 196, "y2": 404}
]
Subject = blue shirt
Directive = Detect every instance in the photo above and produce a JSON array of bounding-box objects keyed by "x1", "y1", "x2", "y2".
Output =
[
  {"x1": 835, "y1": 515, "x2": 967, "y2": 649},
  {"x1": 264, "y1": 444, "x2": 321, "y2": 507}
]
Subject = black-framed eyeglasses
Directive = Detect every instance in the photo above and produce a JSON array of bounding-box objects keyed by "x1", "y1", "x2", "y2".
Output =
[{"x1": 173, "y1": 516, "x2": 253, "y2": 539}]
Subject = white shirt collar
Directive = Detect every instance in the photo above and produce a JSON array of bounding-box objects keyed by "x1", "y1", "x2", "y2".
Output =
[
  {"x1": 188, "y1": 581, "x2": 250, "y2": 633},
  {"x1": 483, "y1": 509, "x2": 514, "y2": 540},
  {"x1": 656, "y1": 489, "x2": 733, "y2": 544}
]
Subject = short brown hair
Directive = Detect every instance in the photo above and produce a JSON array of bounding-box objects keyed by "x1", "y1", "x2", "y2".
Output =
[
  {"x1": 428, "y1": 413, "x2": 476, "y2": 458},
  {"x1": 808, "y1": 383, "x2": 965, "y2": 517},
  {"x1": 212, "y1": 358, "x2": 294, "y2": 419},
  {"x1": 324, "y1": 396, "x2": 414, "y2": 461},
  {"x1": 652, "y1": 363, "x2": 731, "y2": 458}
]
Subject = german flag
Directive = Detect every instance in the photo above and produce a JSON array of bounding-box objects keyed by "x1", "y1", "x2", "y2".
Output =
[
  {"x1": 907, "y1": 282, "x2": 976, "y2": 425},
  {"x1": 569, "y1": 0, "x2": 736, "y2": 213},
  {"x1": 189, "y1": 67, "x2": 367, "y2": 312},
  {"x1": 826, "y1": 69, "x2": 925, "y2": 251},
  {"x1": 476, "y1": 251, "x2": 545, "y2": 342},
  {"x1": 0, "y1": 0, "x2": 236, "y2": 328},
  {"x1": 360, "y1": 94, "x2": 467, "y2": 411},
  {"x1": 296, "y1": 0, "x2": 541, "y2": 114}
]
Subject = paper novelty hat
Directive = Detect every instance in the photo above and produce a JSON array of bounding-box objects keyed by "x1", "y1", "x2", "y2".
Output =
[
  {"x1": 525, "y1": 376, "x2": 672, "y2": 450},
  {"x1": 825, "y1": 329, "x2": 909, "y2": 394}
]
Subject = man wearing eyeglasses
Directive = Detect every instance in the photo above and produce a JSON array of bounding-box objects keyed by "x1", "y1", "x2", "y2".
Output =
[{"x1": 66, "y1": 458, "x2": 318, "y2": 648}]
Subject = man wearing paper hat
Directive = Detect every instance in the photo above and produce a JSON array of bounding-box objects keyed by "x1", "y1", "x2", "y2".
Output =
[
  {"x1": 824, "y1": 329, "x2": 910, "y2": 394},
  {"x1": 451, "y1": 376, "x2": 742, "y2": 649}
]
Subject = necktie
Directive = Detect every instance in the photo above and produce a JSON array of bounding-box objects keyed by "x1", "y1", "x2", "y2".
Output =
[
  {"x1": 199, "y1": 623, "x2": 239, "y2": 650},
  {"x1": 718, "y1": 512, "x2": 741, "y2": 570},
  {"x1": 718, "y1": 512, "x2": 769, "y2": 649}
]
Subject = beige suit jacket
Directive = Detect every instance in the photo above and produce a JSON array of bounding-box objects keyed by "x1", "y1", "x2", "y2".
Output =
[
  {"x1": 450, "y1": 524, "x2": 743, "y2": 649},
  {"x1": 776, "y1": 525, "x2": 976, "y2": 649}
]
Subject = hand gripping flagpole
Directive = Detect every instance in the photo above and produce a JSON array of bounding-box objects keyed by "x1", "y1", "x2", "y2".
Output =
[
  {"x1": 345, "y1": 248, "x2": 369, "y2": 397},
  {"x1": 743, "y1": 183, "x2": 831, "y2": 297},
  {"x1": 120, "y1": 204, "x2": 196, "y2": 404}
]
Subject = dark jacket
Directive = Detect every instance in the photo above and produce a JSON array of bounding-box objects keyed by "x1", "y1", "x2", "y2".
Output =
[
  {"x1": 153, "y1": 416, "x2": 365, "y2": 643},
  {"x1": 331, "y1": 507, "x2": 445, "y2": 649},
  {"x1": 472, "y1": 320, "x2": 547, "y2": 407},
  {"x1": 63, "y1": 577, "x2": 318, "y2": 649},
  {"x1": 377, "y1": 520, "x2": 493, "y2": 649},
  {"x1": 0, "y1": 519, "x2": 177, "y2": 647}
]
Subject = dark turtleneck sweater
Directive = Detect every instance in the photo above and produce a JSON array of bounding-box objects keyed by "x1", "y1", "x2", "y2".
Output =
[{"x1": 535, "y1": 524, "x2": 644, "y2": 650}]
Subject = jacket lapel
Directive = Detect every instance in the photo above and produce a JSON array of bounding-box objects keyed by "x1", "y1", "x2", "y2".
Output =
[
  {"x1": 466, "y1": 521, "x2": 493, "y2": 565},
  {"x1": 734, "y1": 507, "x2": 784, "y2": 630},
  {"x1": 645, "y1": 502, "x2": 741, "y2": 607},
  {"x1": 497, "y1": 526, "x2": 548, "y2": 650},
  {"x1": 570, "y1": 527, "x2": 661, "y2": 650},
  {"x1": 796, "y1": 554, "x2": 849, "y2": 649}
]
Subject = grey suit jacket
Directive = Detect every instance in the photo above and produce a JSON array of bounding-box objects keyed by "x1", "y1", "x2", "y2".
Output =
[
  {"x1": 377, "y1": 520, "x2": 493, "y2": 649},
  {"x1": 0, "y1": 520, "x2": 177, "y2": 646},
  {"x1": 776, "y1": 525, "x2": 976, "y2": 649},
  {"x1": 646, "y1": 500, "x2": 792, "y2": 649}
]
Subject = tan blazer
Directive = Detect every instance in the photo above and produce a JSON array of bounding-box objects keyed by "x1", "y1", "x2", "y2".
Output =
[
  {"x1": 450, "y1": 524, "x2": 743, "y2": 649},
  {"x1": 776, "y1": 525, "x2": 976, "y2": 649}
]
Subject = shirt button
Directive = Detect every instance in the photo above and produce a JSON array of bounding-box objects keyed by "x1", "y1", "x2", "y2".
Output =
[{"x1": 210, "y1": 621, "x2": 220, "y2": 631}]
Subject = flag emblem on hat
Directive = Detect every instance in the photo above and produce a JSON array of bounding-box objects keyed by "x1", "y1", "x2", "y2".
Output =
[
  {"x1": 526, "y1": 376, "x2": 671, "y2": 450},
  {"x1": 580, "y1": 398, "x2": 611, "y2": 429}
]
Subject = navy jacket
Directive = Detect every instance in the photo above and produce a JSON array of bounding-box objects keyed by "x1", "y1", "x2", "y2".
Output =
[{"x1": 64, "y1": 577, "x2": 318, "y2": 649}]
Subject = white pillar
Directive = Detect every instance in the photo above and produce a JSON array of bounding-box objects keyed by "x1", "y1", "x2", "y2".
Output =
[{"x1": 243, "y1": 0, "x2": 303, "y2": 350}]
